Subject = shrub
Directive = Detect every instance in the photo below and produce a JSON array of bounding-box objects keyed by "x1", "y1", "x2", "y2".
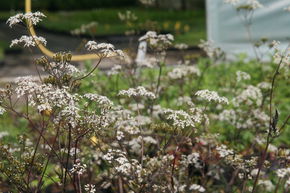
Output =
[
  {"x1": 0, "y1": 2, "x2": 289, "y2": 192},
  {"x1": 0, "y1": 0, "x2": 138, "y2": 11}
]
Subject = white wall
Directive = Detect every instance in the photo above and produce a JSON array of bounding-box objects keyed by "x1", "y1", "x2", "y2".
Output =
[{"x1": 206, "y1": 0, "x2": 290, "y2": 59}]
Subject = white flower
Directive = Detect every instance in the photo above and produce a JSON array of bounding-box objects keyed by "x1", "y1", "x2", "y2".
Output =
[
  {"x1": 49, "y1": 62, "x2": 80, "y2": 76},
  {"x1": 219, "y1": 109, "x2": 237, "y2": 124},
  {"x1": 216, "y1": 145, "x2": 234, "y2": 158},
  {"x1": 86, "y1": 41, "x2": 113, "y2": 51},
  {"x1": 103, "y1": 149, "x2": 142, "y2": 176},
  {"x1": 175, "y1": 43, "x2": 189, "y2": 50},
  {"x1": 6, "y1": 12, "x2": 46, "y2": 27},
  {"x1": 176, "y1": 96, "x2": 194, "y2": 107},
  {"x1": 85, "y1": 41, "x2": 124, "y2": 57},
  {"x1": 181, "y1": 152, "x2": 202, "y2": 168},
  {"x1": 184, "y1": 65, "x2": 200, "y2": 76},
  {"x1": 103, "y1": 149, "x2": 115, "y2": 162},
  {"x1": 69, "y1": 148, "x2": 80, "y2": 156},
  {"x1": 13, "y1": 78, "x2": 81, "y2": 123},
  {"x1": 271, "y1": 40, "x2": 281, "y2": 50},
  {"x1": 273, "y1": 51, "x2": 289, "y2": 69},
  {"x1": 129, "y1": 103, "x2": 145, "y2": 111},
  {"x1": 267, "y1": 144, "x2": 278, "y2": 153},
  {"x1": 118, "y1": 11, "x2": 138, "y2": 22},
  {"x1": 14, "y1": 76, "x2": 38, "y2": 98},
  {"x1": 233, "y1": 85, "x2": 262, "y2": 106},
  {"x1": 225, "y1": 0, "x2": 263, "y2": 9},
  {"x1": 129, "y1": 136, "x2": 157, "y2": 154},
  {"x1": 236, "y1": 71, "x2": 251, "y2": 82},
  {"x1": 107, "y1": 65, "x2": 122, "y2": 75},
  {"x1": 70, "y1": 162, "x2": 87, "y2": 175},
  {"x1": 195, "y1": 90, "x2": 229, "y2": 104},
  {"x1": 224, "y1": 0, "x2": 240, "y2": 5},
  {"x1": 247, "y1": 0, "x2": 263, "y2": 9},
  {"x1": 84, "y1": 184, "x2": 96, "y2": 193},
  {"x1": 198, "y1": 39, "x2": 223, "y2": 59},
  {"x1": 134, "y1": 115, "x2": 151, "y2": 125},
  {"x1": 149, "y1": 104, "x2": 163, "y2": 118},
  {"x1": 168, "y1": 66, "x2": 200, "y2": 80},
  {"x1": 59, "y1": 147, "x2": 80, "y2": 156},
  {"x1": 139, "y1": 31, "x2": 157, "y2": 42},
  {"x1": 128, "y1": 138, "x2": 142, "y2": 153},
  {"x1": 23, "y1": 11, "x2": 46, "y2": 25},
  {"x1": 6, "y1": 13, "x2": 23, "y2": 27},
  {"x1": 189, "y1": 184, "x2": 205, "y2": 192},
  {"x1": 257, "y1": 82, "x2": 271, "y2": 90},
  {"x1": 37, "y1": 103, "x2": 52, "y2": 114},
  {"x1": 16, "y1": 80, "x2": 78, "y2": 110},
  {"x1": 163, "y1": 109, "x2": 198, "y2": 129},
  {"x1": 10, "y1": 35, "x2": 47, "y2": 48},
  {"x1": 84, "y1": 93, "x2": 113, "y2": 108},
  {"x1": 137, "y1": 57, "x2": 160, "y2": 68},
  {"x1": 168, "y1": 68, "x2": 187, "y2": 80},
  {"x1": 139, "y1": 31, "x2": 174, "y2": 50},
  {"x1": 252, "y1": 109, "x2": 270, "y2": 123},
  {"x1": 250, "y1": 168, "x2": 259, "y2": 177},
  {"x1": 118, "y1": 86, "x2": 156, "y2": 99},
  {"x1": 70, "y1": 21, "x2": 98, "y2": 35},
  {"x1": 65, "y1": 64, "x2": 80, "y2": 74},
  {"x1": 286, "y1": 178, "x2": 290, "y2": 187},
  {"x1": 139, "y1": 0, "x2": 155, "y2": 6},
  {"x1": 116, "y1": 130, "x2": 125, "y2": 140},
  {"x1": 258, "y1": 180, "x2": 274, "y2": 192},
  {"x1": 0, "y1": 107, "x2": 6, "y2": 115},
  {"x1": 114, "y1": 118, "x2": 140, "y2": 135},
  {"x1": 143, "y1": 136, "x2": 157, "y2": 144},
  {"x1": 276, "y1": 168, "x2": 290, "y2": 178},
  {"x1": 59, "y1": 104, "x2": 80, "y2": 128},
  {"x1": 0, "y1": 131, "x2": 9, "y2": 139}
]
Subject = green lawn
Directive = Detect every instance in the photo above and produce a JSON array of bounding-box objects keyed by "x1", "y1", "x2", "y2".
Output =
[{"x1": 0, "y1": 8, "x2": 206, "y2": 45}]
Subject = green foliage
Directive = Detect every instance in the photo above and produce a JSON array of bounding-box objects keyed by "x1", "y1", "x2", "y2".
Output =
[
  {"x1": 78, "y1": 58, "x2": 290, "y2": 148},
  {"x1": 42, "y1": 9, "x2": 205, "y2": 44},
  {"x1": 1, "y1": 56, "x2": 288, "y2": 149},
  {"x1": 0, "y1": 9, "x2": 205, "y2": 46},
  {"x1": 0, "y1": 0, "x2": 138, "y2": 11},
  {"x1": 0, "y1": 114, "x2": 28, "y2": 142}
]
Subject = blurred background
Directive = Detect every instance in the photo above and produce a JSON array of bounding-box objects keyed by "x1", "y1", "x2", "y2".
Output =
[{"x1": 0, "y1": 0, "x2": 205, "y2": 79}]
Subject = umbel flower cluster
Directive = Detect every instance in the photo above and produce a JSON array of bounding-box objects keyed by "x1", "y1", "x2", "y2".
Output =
[
  {"x1": 7, "y1": 11, "x2": 47, "y2": 49},
  {"x1": 224, "y1": 0, "x2": 263, "y2": 9},
  {"x1": 0, "y1": 6, "x2": 289, "y2": 193},
  {"x1": 6, "y1": 11, "x2": 46, "y2": 27}
]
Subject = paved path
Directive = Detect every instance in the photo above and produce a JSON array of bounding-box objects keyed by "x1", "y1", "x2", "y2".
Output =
[
  {"x1": 0, "y1": 22, "x2": 201, "y2": 81},
  {"x1": 0, "y1": 22, "x2": 137, "y2": 52}
]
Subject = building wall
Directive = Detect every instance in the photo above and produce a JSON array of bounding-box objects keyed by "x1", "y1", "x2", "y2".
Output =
[
  {"x1": 153, "y1": 0, "x2": 204, "y2": 10},
  {"x1": 207, "y1": 0, "x2": 290, "y2": 60}
]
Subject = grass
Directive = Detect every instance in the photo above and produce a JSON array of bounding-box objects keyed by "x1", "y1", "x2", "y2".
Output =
[
  {"x1": 0, "y1": 114, "x2": 28, "y2": 142},
  {"x1": 0, "y1": 8, "x2": 206, "y2": 45}
]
